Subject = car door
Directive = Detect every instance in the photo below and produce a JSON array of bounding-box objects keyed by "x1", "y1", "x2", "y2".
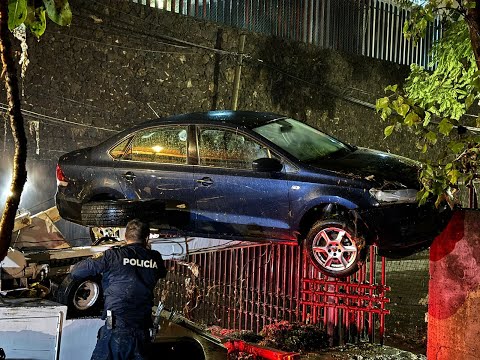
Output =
[
  {"x1": 193, "y1": 126, "x2": 292, "y2": 241},
  {"x1": 112, "y1": 125, "x2": 195, "y2": 231}
]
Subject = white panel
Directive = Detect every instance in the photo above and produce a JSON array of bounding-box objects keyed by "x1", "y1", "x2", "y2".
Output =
[{"x1": 0, "y1": 299, "x2": 67, "y2": 360}]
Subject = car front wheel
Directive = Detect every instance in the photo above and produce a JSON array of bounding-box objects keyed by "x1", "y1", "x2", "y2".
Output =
[{"x1": 305, "y1": 219, "x2": 366, "y2": 278}]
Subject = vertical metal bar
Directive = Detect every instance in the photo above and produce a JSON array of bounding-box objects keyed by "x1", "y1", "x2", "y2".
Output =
[
  {"x1": 379, "y1": 256, "x2": 387, "y2": 345},
  {"x1": 371, "y1": 0, "x2": 376, "y2": 58},
  {"x1": 262, "y1": 246, "x2": 268, "y2": 329},
  {"x1": 402, "y1": 9, "x2": 407, "y2": 65},
  {"x1": 245, "y1": 0, "x2": 250, "y2": 31},
  {"x1": 319, "y1": 0, "x2": 325, "y2": 48},
  {"x1": 387, "y1": 4, "x2": 393, "y2": 61},
  {"x1": 360, "y1": 0, "x2": 367, "y2": 56},
  {"x1": 233, "y1": 249, "x2": 238, "y2": 330},
  {"x1": 396, "y1": 3, "x2": 401, "y2": 63},
  {"x1": 368, "y1": 246, "x2": 375, "y2": 342},
  {"x1": 227, "y1": 250, "x2": 233, "y2": 329},
  {"x1": 253, "y1": 247, "x2": 258, "y2": 333},
  {"x1": 287, "y1": 246, "x2": 293, "y2": 322}
]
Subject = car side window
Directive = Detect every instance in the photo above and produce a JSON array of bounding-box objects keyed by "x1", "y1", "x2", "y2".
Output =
[
  {"x1": 110, "y1": 137, "x2": 131, "y2": 159},
  {"x1": 198, "y1": 127, "x2": 270, "y2": 169},
  {"x1": 124, "y1": 126, "x2": 188, "y2": 164}
]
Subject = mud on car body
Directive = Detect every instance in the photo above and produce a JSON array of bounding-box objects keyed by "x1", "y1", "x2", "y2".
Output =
[{"x1": 56, "y1": 110, "x2": 451, "y2": 277}]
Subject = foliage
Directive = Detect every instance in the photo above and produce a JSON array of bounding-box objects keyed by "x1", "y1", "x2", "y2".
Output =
[
  {"x1": 208, "y1": 321, "x2": 329, "y2": 353},
  {"x1": 376, "y1": 1, "x2": 480, "y2": 207},
  {"x1": 259, "y1": 321, "x2": 328, "y2": 352},
  {"x1": 207, "y1": 326, "x2": 263, "y2": 343},
  {"x1": 8, "y1": 0, "x2": 71, "y2": 37}
]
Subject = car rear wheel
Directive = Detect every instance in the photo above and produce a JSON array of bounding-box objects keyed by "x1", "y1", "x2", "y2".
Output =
[
  {"x1": 56, "y1": 275, "x2": 103, "y2": 318},
  {"x1": 81, "y1": 200, "x2": 165, "y2": 227},
  {"x1": 305, "y1": 219, "x2": 367, "y2": 278}
]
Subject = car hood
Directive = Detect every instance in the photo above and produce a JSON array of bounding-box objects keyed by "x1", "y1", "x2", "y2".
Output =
[{"x1": 307, "y1": 147, "x2": 420, "y2": 189}]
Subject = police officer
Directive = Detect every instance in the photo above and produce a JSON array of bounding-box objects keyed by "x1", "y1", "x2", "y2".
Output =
[{"x1": 70, "y1": 219, "x2": 167, "y2": 360}]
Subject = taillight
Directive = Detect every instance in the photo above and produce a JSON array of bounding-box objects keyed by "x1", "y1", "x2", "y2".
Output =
[{"x1": 56, "y1": 164, "x2": 68, "y2": 186}]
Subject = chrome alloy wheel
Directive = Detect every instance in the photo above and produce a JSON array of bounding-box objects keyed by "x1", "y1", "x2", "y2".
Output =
[{"x1": 311, "y1": 226, "x2": 358, "y2": 273}]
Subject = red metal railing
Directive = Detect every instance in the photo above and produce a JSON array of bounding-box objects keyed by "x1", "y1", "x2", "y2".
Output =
[{"x1": 158, "y1": 243, "x2": 389, "y2": 345}]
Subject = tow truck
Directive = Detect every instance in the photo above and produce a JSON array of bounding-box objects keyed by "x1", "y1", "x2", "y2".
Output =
[
  {"x1": 0, "y1": 206, "x2": 253, "y2": 316},
  {"x1": 0, "y1": 207, "x2": 125, "y2": 315}
]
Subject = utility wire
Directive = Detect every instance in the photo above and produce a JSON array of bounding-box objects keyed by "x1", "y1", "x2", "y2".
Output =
[
  {"x1": 0, "y1": 103, "x2": 120, "y2": 133},
  {"x1": 86, "y1": 1, "x2": 238, "y2": 56},
  {"x1": 53, "y1": 31, "x2": 196, "y2": 55}
]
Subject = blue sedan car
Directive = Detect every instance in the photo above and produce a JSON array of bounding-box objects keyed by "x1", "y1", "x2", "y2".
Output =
[{"x1": 56, "y1": 111, "x2": 450, "y2": 277}]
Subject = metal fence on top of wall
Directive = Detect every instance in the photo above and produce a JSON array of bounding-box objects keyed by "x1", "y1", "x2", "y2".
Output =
[{"x1": 133, "y1": 0, "x2": 442, "y2": 69}]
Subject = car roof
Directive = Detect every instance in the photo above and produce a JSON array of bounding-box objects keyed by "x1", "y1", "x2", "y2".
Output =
[{"x1": 137, "y1": 110, "x2": 288, "y2": 130}]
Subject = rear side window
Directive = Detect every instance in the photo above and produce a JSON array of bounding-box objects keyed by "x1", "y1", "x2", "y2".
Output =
[
  {"x1": 198, "y1": 127, "x2": 270, "y2": 169},
  {"x1": 110, "y1": 138, "x2": 131, "y2": 159},
  {"x1": 123, "y1": 126, "x2": 188, "y2": 164}
]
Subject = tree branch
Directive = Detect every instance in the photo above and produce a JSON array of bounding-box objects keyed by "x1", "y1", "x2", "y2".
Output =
[{"x1": 0, "y1": 1, "x2": 28, "y2": 262}]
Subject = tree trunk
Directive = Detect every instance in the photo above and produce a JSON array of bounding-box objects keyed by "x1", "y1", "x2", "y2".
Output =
[
  {"x1": 0, "y1": 1, "x2": 28, "y2": 262},
  {"x1": 466, "y1": 1, "x2": 480, "y2": 71}
]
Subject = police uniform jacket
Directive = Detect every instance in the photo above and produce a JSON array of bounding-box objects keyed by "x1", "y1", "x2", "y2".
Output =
[{"x1": 70, "y1": 243, "x2": 167, "y2": 329}]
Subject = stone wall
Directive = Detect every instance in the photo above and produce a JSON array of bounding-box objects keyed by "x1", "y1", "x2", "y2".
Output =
[{"x1": 0, "y1": 0, "x2": 415, "y2": 214}]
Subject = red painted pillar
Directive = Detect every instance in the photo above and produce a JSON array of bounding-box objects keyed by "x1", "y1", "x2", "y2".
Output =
[{"x1": 428, "y1": 209, "x2": 480, "y2": 360}]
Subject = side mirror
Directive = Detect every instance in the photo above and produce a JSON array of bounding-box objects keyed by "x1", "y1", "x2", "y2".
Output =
[{"x1": 252, "y1": 158, "x2": 283, "y2": 172}]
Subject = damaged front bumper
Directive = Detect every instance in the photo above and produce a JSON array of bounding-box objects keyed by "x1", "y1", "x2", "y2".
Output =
[{"x1": 357, "y1": 202, "x2": 453, "y2": 258}]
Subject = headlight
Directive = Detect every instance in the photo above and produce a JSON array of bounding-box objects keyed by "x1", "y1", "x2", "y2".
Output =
[{"x1": 369, "y1": 188, "x2": 418, "y2": 204}]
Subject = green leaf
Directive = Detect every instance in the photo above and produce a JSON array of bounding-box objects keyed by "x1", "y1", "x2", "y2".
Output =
[
  {"x1": 438, "y1": 118, "x2": 454, "y2": 136},
  {"x1": 384, "y1": 125, "x2": 394, "y2": 138},
  {"x1": 25, "y1": 5, "x2": 46, "y2": 38},
  {"x1": 423, "y1": 112, "x2": 431, "y2": 127},
  {"x1": 385, "y1": 84, "x2": 398, "y2": 93},
  {"x1": 465, "y1": 1, "x2": 477, "y2": 9},
  {"x1": 376, "y1": 97, "x2": 390, "y2": 111},
  {"x1": 425, "y1": 131, "x2": 437, "y2": 144},
  {"x1": 448, "y1": 169, "x2": 460, "y2": 184},
  {"x1": 42, "y1": 0, "x2": 72, "y2": 26},
  {"x1": 8, "y1": 0, "x2": 27, "y2": 30},
  {"x1": 448, "y1": 141, "x2": 465, "y2": 153},
  {"x1": 471, "y1": 76, "x2": 480, "y2": 90},
  {"x1": 380, "y1": 107, "x2": 392, "y2": 121},
  {"x1": 466, "y1": 93, "x2": 475, "y2": 109},
  {"x1": 397, "y1": 103, "x2": 410, "y2": 117},
  {"x1": 421, "y1": 143, "x2": 428, "y2": 153},
  {"x1": 417, "y1": 189, "x2": 431, "y2": 205},
  {"x1": 404, "y1": 112, "x2": 421, "y2": 126}
]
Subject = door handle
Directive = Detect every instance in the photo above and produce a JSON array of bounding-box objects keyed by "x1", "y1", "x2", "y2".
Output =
[
  {"x1": 196, "y1": 177, "x2": 213, "y2": 186},
  {"x1": 123, "y1": 171, "x2": 136, "y2": 182}
]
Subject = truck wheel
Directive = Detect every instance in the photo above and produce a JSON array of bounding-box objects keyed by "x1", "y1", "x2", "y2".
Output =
[
  {"x1": 56, "y1": 275, "x2": 103, "y2": 318},
  {"x1": 305, "y1": 219, "x2": 367, "y2": 278},
  {"x1": 81, "y1": 200, "x2": 165, "y2": 227}
]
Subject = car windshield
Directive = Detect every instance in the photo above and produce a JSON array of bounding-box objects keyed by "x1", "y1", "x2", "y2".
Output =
[{"x1": 253, "y1": 118, "x2": 352, "y2": 162}]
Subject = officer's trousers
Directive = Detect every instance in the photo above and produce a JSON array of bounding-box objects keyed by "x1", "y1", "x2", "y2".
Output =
[{"x1": 91, "y1": 325, "x2": 150, "y2": 360}]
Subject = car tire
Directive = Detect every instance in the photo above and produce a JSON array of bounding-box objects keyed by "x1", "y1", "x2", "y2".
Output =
[
  {"x1": 56, "y1": 275, "x2": 103, "y2": 318},
  {"x1": 81, "y1": 200, "x2": 165, "y2": 227},
  {"x1": 305, "y1": 218, "x2": 367, "y2": 278}
]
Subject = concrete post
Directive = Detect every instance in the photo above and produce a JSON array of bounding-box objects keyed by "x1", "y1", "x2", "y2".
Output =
[{"x1": 427, "y1": 209, "x2": 480, "y2": 360}]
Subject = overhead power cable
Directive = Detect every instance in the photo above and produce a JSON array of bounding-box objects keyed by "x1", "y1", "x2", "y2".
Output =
[{"x1": 0, "y1": 103, "x2": 120, "y2": 133}]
